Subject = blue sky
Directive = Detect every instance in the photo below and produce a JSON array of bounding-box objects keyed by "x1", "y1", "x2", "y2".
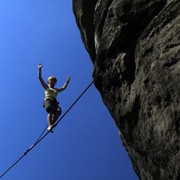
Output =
[{"x1": 0, "y1": 1, "x2": 138, "y2": 179}]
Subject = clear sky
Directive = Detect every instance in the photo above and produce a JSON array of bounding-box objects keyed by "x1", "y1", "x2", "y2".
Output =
[{"x1": 0, "y1": 1, "x2": 138, "y2": 180}]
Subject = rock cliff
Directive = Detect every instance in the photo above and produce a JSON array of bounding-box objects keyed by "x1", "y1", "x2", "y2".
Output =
[{"x1": 73, "y1": 0, "x2": 180, "y2": 179}]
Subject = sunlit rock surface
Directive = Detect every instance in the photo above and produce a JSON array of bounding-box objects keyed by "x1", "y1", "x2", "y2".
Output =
[{"x1": 73, "y1": 0, "x2": 180, "y2": 179}]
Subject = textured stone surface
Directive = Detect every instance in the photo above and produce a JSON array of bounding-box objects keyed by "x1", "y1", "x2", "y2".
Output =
[{"x1": 73, "y1": 0, "x2": 180, "y2": 179}]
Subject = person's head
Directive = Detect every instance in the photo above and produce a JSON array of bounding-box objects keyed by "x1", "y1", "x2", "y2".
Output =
[{"x1": 47, "y1": 76, "x2": 57, "y2": 87}]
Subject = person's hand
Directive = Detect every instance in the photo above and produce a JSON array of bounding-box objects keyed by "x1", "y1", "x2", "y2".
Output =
[
  {"x1": 38, "y1": 64, "x2": 43, "y2": 71},
  {"x1": 67, "y1": 77, "x2": 70, "y2": 83}
]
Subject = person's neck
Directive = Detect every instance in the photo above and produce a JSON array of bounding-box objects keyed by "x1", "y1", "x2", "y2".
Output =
[{"x1": 48, "y1": 84, "x2": 54, "y2": 88}]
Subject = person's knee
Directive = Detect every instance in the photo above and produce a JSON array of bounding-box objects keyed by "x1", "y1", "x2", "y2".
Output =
[
  {"x1": 56, "y1": 108, "x2": 61, "y2": 117},
  {"x1": 57, "y1": 111, "x2": 61, "y2": 117},
  {"x1": 48, "y1": 111, "x2": 53, "y2": 116}
]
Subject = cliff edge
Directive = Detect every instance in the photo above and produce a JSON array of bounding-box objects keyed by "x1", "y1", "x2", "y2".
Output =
[{"x1": 73, "y1": 0, "x2": 180, "y2": 179}]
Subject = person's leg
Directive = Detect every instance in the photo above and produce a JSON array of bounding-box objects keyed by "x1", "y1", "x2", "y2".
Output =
[
  {"x1": 47, "y1": 111, "x2": 54, "y2": 130},
  {"x1": 52, "y1": 109, "x2": 61, "y2": 124}
]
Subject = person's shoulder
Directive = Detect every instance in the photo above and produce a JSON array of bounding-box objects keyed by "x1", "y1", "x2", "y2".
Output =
[
  {"x1": 44, "y1": 87, "x2": 50, "y2": 91},
  {"x1": 54, "y1": 88, "x2": 59, "y2": 92}
]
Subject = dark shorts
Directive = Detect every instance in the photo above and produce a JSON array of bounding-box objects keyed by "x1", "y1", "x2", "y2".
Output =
[{"x1": 43, "y1": 98, "x2": 62, "y2": 114}]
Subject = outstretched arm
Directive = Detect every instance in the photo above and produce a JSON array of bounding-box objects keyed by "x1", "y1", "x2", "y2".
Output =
[
  {"x1": 38, "y1": 64, "x2": 48, "y2": 90},
  {"x1": 57, "y1": 77, "x2": 70, "y2": 92}
]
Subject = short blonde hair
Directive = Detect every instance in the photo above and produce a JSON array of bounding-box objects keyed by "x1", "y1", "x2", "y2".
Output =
[{"x1": 47, "y1": 76, "x2": 57, "y2": 84}]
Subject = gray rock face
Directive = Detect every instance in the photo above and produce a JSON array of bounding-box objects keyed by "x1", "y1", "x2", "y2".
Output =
[{"x1": 73, "y1": 0, "x2": 180, "y2": 179}]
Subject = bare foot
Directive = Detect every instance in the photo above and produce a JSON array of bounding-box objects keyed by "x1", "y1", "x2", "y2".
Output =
[{"x1": 47, "y1": 123, "x2": 57, "y2": 132}]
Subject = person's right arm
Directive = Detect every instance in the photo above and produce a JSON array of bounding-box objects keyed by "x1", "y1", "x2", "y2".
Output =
[{"x1": 38, "y1": 64, "x2": 48, "y2": 90}]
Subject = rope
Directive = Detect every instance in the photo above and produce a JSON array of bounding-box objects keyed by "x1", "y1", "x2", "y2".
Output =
[
  {"x1": 0, "y1": 81, "x2": 94, "y2": 179},
  {"x1": 35, "y1": 125, "x2": 48, "y2": 143}
]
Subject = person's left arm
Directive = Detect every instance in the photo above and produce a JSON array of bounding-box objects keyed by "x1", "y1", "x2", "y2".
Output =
[{"x1": 57, "y1": 77, "x2": 70, "y2": 92}]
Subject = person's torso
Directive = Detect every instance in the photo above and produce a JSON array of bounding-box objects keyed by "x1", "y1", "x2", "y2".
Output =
[{"x1": 44, "y1": 87, "x2": 58, "y2": 99}]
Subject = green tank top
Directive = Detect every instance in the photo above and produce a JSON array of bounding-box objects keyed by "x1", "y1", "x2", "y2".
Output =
[{"x1": 44, "y1": 87, "x2": 58, "y2": 100}]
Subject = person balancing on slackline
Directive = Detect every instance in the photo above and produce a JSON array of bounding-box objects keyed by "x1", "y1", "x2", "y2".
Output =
[{"x1": 38, "y1": 64, "x2": 70, "y2": 131}]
